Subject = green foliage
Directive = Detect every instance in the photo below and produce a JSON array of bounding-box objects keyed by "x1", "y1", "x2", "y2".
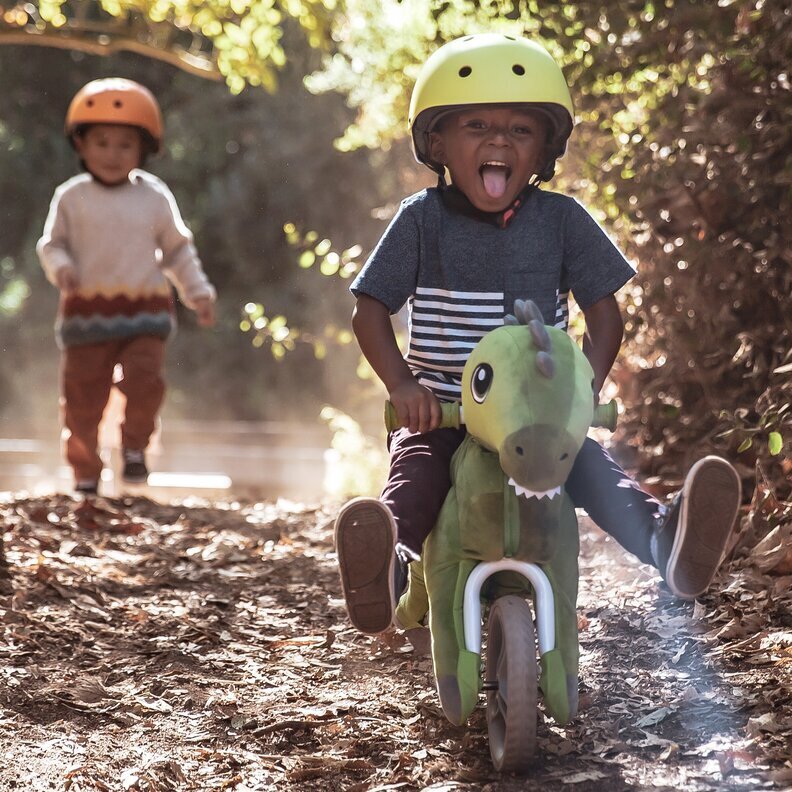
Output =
[
  {"x1": 0, "y1": 278, "x2": 30, "y2": 315},
  {"x1": 284, "y1": 221, "x2": 362, "y2": 278},
  {"x1": 724, "y1": 403, "x2": 789, "y2": 459},
  {"x1": 0, "y1": 257, "x2": 30, "y2": 315},
  {"x1": 237, "y1": 222, "x2": 362, "y2": 358},
  {"x1": 321, "y1": 405, "x2": 387, "y2": 498},
  {"x1": 1, "y1": 0, "x2": 337, "y2": 91},
  {"x1": 240, "y1": 299, "x2": 355, "y2": 359}
]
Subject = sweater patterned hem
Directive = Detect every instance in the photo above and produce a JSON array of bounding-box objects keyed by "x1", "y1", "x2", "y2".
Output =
[{"x1": 57, "y1": 291, "x2": 174, "y2": 347}]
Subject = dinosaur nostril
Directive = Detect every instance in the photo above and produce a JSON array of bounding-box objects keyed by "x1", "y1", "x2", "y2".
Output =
[
  {"x1": 515, "y1": 446, "x2": 524, "y2": 456},
  {"x1": 560, "y1": 453, "x2": 569, "y2": 460}
]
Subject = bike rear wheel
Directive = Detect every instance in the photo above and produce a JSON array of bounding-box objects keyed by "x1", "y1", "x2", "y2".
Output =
[{"x1": 485, "y1": 595, "x2": 538, "y2": 773}]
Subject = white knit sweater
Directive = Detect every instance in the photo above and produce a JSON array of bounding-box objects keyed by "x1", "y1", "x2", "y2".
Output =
[{"x1": 37, "y1": 170, "x2": 216, "y2": 346}]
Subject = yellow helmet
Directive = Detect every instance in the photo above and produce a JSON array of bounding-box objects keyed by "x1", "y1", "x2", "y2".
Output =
[
  {"x1": 65, "y1": 78, "x2": 163, "y2": 153},
  {"x1": 408, "y1": 34, "x2": 574, "y2": 180}
]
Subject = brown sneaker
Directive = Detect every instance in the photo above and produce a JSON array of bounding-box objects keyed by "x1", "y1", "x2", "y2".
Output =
[
  {"x1": 651, "y1": 456, "x2": 741, "y2": 599},
  {"x1": 335, "y1": 497, "x2": 396, "y2": 634}
]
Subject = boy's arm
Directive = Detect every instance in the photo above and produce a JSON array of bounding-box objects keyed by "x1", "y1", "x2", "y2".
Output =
[
  {"x1": 154, "y1": 182, "x2": 216, "y2": 308},
  {"x1": 158, "y1": 225, "x2": 215, "y2": 307},
  {"x1": 36, "y1": 189, "x2": 78, "y2": 290},
  {"x1": 580, "y1": 294, "x2": 624, "y2": 403},
  {"x1": 353, "y1": 294, "x2": 442, "y2": 434}
]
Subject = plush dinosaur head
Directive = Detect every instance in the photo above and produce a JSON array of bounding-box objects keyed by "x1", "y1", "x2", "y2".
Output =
[{"x1": 461, "y1": 300, "x2": 595, "y2": 499}]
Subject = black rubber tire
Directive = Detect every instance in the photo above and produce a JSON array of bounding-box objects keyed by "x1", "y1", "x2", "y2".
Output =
[{"x1": 485, "y1": 595, "x2": 538, "y2": 773}]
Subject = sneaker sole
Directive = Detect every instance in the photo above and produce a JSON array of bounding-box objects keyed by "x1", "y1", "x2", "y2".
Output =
[
  {"x1": 666, "y1": 457, "x2": 741, "y2": 599},
  {"x1": 335, "y1": 498, "x2": 396, "y2": 634}
]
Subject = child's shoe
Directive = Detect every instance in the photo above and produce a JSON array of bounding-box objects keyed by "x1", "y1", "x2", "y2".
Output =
[
  {"x1": 651, "y1": 456, "x2": 741, "y2": 599},
  {"x1": 75, "y1": 479, "x2": 99, "y2": 496},
  {"x1": 335, "y1": 497, "x2": 399, "y2": 634},
  {"x1": 121, "y1": 448, "x2": 149, "y2": 484}
]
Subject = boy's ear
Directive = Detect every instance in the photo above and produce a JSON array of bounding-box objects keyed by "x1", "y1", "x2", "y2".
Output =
[{"x1": 428, "y1": 132, "x2": 448, "y2": 166}]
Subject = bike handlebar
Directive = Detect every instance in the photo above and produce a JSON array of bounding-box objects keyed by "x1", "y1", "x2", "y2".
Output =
[{"x1": 384, "y1": 399, "x2": 618, "y2": 433}]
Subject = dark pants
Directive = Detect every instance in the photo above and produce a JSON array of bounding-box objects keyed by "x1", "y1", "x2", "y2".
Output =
[{"x1": 381, "y1": 428, "x2": 660, "y2": 567}]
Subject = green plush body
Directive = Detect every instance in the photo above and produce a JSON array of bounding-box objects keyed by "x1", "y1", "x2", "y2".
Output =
[{"x1": 395, "y1": 309, "x2": 595, "y2": 727}]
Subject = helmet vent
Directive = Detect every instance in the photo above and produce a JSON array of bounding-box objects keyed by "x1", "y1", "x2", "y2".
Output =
[
  {"x1": 458, "y1": 66, "x2": 472, "y2": 78},
  {"x1": 512, "y1": 64, "x2": 525, "y2": 75}
]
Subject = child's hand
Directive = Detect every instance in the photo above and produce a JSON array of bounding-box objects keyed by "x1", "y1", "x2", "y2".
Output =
[
  {"x1": 193, "y1": 298, "x2": 216, "y2": 327},
  {"x1": 55, "y1": 265, "x2": 78, "y2": 295},
  {"x1": 389, "y1": 378, "x2": 442, "y2": 434}
]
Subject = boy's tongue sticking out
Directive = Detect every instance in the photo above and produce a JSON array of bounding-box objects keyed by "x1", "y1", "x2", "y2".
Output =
[{"x1": 481, "y1": 163, "x2": 509, "y2": 199}]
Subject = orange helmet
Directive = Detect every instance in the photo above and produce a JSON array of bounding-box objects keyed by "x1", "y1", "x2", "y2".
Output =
[{"x1": 65, "y1": 78, "x2": 163, "y2": 152}]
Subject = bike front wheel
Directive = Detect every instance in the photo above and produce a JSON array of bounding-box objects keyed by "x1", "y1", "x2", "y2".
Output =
[{"x1": 485, "y1": 594, "x2": 538, "y2": 773}]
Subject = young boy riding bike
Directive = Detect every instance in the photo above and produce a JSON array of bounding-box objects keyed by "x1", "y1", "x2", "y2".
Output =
[{"x1": 335, "y1": 33, "x2": 741, "y2": 634}]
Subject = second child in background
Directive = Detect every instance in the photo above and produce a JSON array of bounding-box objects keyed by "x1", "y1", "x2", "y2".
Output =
[{"x1": 37, "y1": 78, "x2": 216, "y2": 496}]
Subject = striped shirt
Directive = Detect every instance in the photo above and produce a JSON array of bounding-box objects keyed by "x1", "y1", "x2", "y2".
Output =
[
  {"x1": 352, "y1": 187, "x2": 634, "y2": 402},
  {"x1": 406, "y1": 286, "x2": 569, "y2": 400}
]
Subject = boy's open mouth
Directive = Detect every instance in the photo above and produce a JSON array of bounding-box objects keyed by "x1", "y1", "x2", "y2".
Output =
[{"x1": 480, "y1": 161, "x2": 511, "y2": 199}]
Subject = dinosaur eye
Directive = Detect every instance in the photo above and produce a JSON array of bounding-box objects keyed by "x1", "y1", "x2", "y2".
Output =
[{"x1": 470, "y1": 363, "x2": 493, "y2": 403}]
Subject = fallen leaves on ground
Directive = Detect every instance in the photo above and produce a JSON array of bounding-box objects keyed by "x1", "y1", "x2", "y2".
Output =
[{"x1": 0, "y1": 492, "x2": 789, "y2": 791}]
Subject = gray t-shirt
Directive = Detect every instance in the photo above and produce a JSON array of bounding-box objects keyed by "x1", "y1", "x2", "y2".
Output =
[{"x1": 351, "y1": 187, "x2": 635, "y2": 401}]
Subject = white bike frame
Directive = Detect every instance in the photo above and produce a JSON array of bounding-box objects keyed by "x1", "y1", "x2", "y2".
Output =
[{"x1": 462, "y1": 559, "x2": 556, "y2": 656}]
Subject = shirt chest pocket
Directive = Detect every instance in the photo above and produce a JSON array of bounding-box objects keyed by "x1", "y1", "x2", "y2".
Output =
[{"x1": 503, "y1": 250, "x2": 564, "y2": 326}]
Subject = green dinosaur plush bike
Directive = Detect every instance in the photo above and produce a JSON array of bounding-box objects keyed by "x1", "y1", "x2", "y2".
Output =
[{"x1": 385, "y1": 299, "x2": 616, "y2": 773}]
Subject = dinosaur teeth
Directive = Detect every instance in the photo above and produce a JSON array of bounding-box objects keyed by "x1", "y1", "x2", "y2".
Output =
[{"x1": 507, "y1": 479, "x2": 561, "y2": 500}]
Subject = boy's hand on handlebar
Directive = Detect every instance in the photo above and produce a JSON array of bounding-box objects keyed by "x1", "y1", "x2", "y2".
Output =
[{"x1": 389, "y1": 378, "x2": 443, "y2": 434}]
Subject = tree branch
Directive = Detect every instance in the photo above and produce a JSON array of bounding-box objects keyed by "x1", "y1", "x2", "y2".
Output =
[{"x1": 0, "y1": 30, "x2": 223, "y2": 81}]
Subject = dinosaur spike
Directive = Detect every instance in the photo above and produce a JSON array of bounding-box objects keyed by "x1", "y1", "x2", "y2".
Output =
[
  {"x1": 536, "y1": 350, "x2": 555, "y2": 379},
  {"x1": 513, "y1": 299, "x2": 528, "y2": 325},
  {"x1": 503, "y1": 313, "x2": 519, "y2": 326},
  {"x1": 528, "y1": 319, "x2": 551, "y2": 352},
  {"x1": 523, "y1": 300, "x2": 544, "y2": 323}
]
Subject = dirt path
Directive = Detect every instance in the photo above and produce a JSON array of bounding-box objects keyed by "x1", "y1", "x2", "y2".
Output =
[{"x1": 0, "y1": 493, "x2": 790, "y2": 791}]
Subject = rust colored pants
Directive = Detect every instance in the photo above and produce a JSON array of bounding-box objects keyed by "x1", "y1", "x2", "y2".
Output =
[{"x1": 60, "y1": 335, "x2": 166, "y2": 480}]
